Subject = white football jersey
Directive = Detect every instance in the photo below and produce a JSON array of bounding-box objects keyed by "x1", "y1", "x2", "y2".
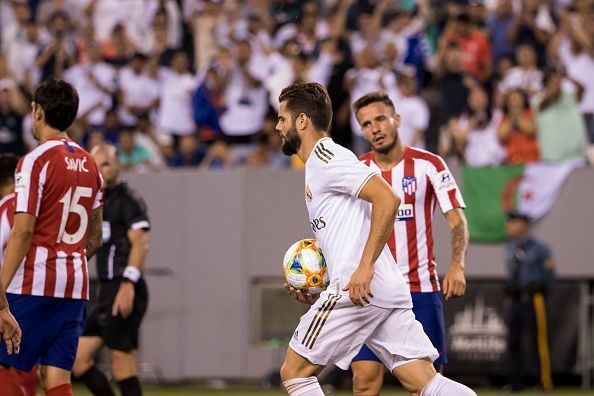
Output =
[{"x1": 304, "y1": 138, "x2": 412, "y2": 308}]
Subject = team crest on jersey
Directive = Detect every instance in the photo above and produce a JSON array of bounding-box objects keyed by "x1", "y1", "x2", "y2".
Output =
[
  {"x1": 305, "y1": 185, "x2": 312, "y2": 202},
  {"x1": 402, "y1": 176, "x2": 417, "y2": 195}
]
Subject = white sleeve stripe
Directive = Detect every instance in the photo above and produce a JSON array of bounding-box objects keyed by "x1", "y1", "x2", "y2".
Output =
[
  {"x1": 16, "y1": 141, "x2": 62, "y2": 213},
  {"x1": 34, "y1": 162, "x2": 50, "y2": 217},
  {"x1": 355, "y1": 172, "x2": 377, "y2": 197},
  {"x1": 131, "y1": 220, "x2": 150, "y2": 230}
]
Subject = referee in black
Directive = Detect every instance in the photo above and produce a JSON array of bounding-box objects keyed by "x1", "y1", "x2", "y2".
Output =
[{"x1": 73, "y1": 144, "x2": 149, "y2": 396}]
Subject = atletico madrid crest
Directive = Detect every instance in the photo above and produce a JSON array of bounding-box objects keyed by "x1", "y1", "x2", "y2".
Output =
[{"x1": 402, "y1": 176, "x2": 417, "y2": 195}]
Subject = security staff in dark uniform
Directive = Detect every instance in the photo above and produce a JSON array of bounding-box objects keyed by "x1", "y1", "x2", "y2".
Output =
[
  {"x1": 504, "y1": 210, "x2": 554, "y2": 393},
  {"x1": 73, "y1": 144, "x2": 149, "y2": 396}
]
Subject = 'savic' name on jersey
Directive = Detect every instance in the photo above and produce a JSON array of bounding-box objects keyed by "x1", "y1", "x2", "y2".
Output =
[{"x1": 64, "y1": 156, "x2": 89, "y2": 172}]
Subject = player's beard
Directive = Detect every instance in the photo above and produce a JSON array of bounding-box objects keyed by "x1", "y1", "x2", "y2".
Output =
[
  {"x1": 281, "y1": 123, "x2": 302, "y2": 156},
  {"x1": 373, "y1": 131, "x2": 398, "y2": 155}
]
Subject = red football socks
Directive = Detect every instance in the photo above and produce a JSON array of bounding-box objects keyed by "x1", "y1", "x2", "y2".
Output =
[
  {"x1": 0, "y1": 368, "x2": 26, "y2": 396},
  {"x1": 46, "y1": 383, "x2": 73, "y2": 396},
  {"x1": 9, "y1": 367, "x2": 39, "y2": 396}
]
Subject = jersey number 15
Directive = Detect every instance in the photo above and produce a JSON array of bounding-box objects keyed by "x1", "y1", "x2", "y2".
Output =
[{"x1": 57, "y1": 186, "x2": 93, "y2": 245}]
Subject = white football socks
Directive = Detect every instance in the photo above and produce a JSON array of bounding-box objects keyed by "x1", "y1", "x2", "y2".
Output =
[
  {"x1": 421, "y1": 373, "x2": 477, "y2": 396},
  {"x1": 283, "y1": 376, "x2": 325, "y2": 396}
]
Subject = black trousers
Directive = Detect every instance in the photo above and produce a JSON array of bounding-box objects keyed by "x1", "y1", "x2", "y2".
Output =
[{"x1": 506, "y1": 293, "x2": 553, "y2": 391}]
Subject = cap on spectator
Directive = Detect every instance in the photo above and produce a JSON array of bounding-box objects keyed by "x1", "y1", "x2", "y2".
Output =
[{"x1": 506, "y1": 209, "x2": 531, "y2": 223}]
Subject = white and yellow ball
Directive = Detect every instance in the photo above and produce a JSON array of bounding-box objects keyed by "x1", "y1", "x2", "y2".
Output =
[{"x1": 283, "y1": 239, "x2": 329, "y2": 295}]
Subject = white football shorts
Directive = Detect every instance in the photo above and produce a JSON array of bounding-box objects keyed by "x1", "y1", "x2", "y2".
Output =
[{"x1": 289, "y1": 290, "x2": 439, "y2": 371}]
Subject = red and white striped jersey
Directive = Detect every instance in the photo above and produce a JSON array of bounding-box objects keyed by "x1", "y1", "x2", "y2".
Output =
[
  {"x1": 360, "y1": 147, "x2": 465, "y2": 293},
  {"x1": 0, "y1": 193, "x2": 15, "y2": 269},
  {"x1": 9, "y1": 138, "x2": 103, "y2": 300}
]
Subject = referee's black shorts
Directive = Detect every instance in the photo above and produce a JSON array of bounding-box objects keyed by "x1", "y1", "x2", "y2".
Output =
[{"x1": 83, "y1": 278, "x2": 148, "y2": 352}]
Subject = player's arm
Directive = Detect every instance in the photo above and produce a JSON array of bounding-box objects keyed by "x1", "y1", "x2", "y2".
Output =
[
  {"x1": 126, "y1": 228, "x2": 149, "y2": 274},
  {"x1": 442, "y1": 208, "x2": 468, "y2": 300},
  {"x1": 111, "y1": 228, "x2": 149, "y2": 319},
  {"x1": 85, "y1": 207, "x2": 103, "y2": 260},
  {"x1": 0, "y1": 212, "x2": 31, "y2": 354},
  {"x1": 343, "y1": 175, "x2": 400, "y2": 306},
  {"x1": 1, "y1": 213, "x2": 35, "y2": 290}
]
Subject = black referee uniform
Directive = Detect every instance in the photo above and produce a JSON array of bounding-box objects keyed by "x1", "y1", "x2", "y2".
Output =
[{"x1": 84, "y1": 181, "x2": 149, "y2": 352}]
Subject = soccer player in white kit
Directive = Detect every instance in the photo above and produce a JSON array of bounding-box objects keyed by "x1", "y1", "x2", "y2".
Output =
[{"x1": 276, "y1": 82, "x2": 476, "y2": 396}]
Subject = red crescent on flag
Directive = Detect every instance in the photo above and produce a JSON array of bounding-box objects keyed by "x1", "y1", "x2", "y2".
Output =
[{"x1": 501, "y1": 176, "x2": 522, "y2": 211}]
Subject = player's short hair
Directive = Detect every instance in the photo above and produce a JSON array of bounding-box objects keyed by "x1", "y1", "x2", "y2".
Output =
[
  {"x1": 278, "y1": 82, "x2": 332, "y2": 132},
  {"x1": 352, "y1": 92, "x2": 395, "y2": 116},
  {"x1": 33, "y1": 78, "x2": 79, "y2": 132},
  {"x1": 91, "y1": 143, "x2": 117, "y2": 159},
  {"x1": 0, "y1": 153, "x2": 19, "y2": 187}
]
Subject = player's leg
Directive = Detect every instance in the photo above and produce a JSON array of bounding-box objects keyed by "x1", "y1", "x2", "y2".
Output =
[
  {"x1": 72, "y1": 336, "x2": 114, "y2": 396},
  {"x1": 111, "y1": 349, "x2": 142, "y2": 396},
  {"x1": 0, "y1": 294, "x2": 54, "y2": 396},
  {"x1": 410, "y1": 292, "x2": 447, "y2": 373},
  {"x1": 280, "y1": 347, "x2": 325, "y2": 395},
  {"x1": 366, "y1": 307, "x2": 476, "y2": 395},
  {"x1": 105, "y1": 278, "x2": 149, "y2": 396},
  {"x1": 0, "y1": 367, "x2": 26, "y2": 396},
  {"x1": 283, "y1": 292, "x2": 387, "y2": 395},
  {"x1": 40, "y1": 365, "x2": 72, "y2": 395},
  {"x1": 9, "y1": 366, "x2": 39, "y2": 396},
  {"x1": 39, "y1": 298, "x2": 90, "y2": 396},
  {"x1": 351, "y1": 344, "x2": 384, "y2": 395}
]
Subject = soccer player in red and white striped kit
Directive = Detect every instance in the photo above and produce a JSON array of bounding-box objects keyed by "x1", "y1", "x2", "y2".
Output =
[
  {"x1": 0, "y1": 78, "x2": 103, "y2": 396},
  {"x1": 0, "y1": 153, "x2": 39, "y2": 396},
  {"x1": 351, "y1": 91, "x2": 469, "y2": 395}
]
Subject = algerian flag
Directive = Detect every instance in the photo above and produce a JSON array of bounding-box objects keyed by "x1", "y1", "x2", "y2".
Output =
[{"x1": 462, "y1": 159, "x2": 585, "y2": 242}]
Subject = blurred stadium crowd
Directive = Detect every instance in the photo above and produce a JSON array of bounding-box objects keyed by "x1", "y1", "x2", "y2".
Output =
[{"x1": 0, "y1": 0, "x2": 593, "y2": 170}]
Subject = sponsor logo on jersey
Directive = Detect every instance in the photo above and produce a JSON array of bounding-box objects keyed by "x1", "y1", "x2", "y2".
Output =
[
  {"x1": 64, "y1": 156, "x2": 89, "y2": 173},
  {"x1": 402, "y1": 176, "x2": 417, "y2": 195},
  {"x1": 14, "y1": 172, "x2": 29, "y2": 193},
  {"x1": 436, "y1": 170, "x2": 457, "y2": 192},
  {"x1": 305, "y1": 185, "x2": 312, "y2": 202},
  {"x1": 292, "y1": 330, "x2": 298, "y2": 341},
  {"x1": 310, "y1": 216, "x2": 326, "y2": 232},
  {"x1": 396, "y1": 203, "x2": 415, "y2": 221}
]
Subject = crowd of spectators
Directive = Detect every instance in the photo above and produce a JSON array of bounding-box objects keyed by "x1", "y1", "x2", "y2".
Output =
[{"x1": 0, "y1": 0, "x2": 593, "y2": 171}]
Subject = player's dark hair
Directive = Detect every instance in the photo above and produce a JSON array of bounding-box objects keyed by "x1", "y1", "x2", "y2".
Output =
[
  {"x1": 352, "y1": 92, "x2": 395, "y2": 116},
  {"x1": 33, "y1": 78, "x2": 79, "y2": 131},
  {"x1": 0, "y1": 153, "x2": 19, "y2": 187},
  {"x1": 278, "y1": 82, "x2": 332, "y2": 132}
]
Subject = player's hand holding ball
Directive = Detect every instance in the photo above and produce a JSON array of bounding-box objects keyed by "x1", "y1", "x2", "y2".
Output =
[{"x1": 284, "y1": 283, "x2": 320, "y2": 305}]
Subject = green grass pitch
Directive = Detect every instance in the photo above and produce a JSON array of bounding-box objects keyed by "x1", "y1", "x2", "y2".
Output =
[{"x1": 73, "y1": 384, "x2": 594, "y2": 395}]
